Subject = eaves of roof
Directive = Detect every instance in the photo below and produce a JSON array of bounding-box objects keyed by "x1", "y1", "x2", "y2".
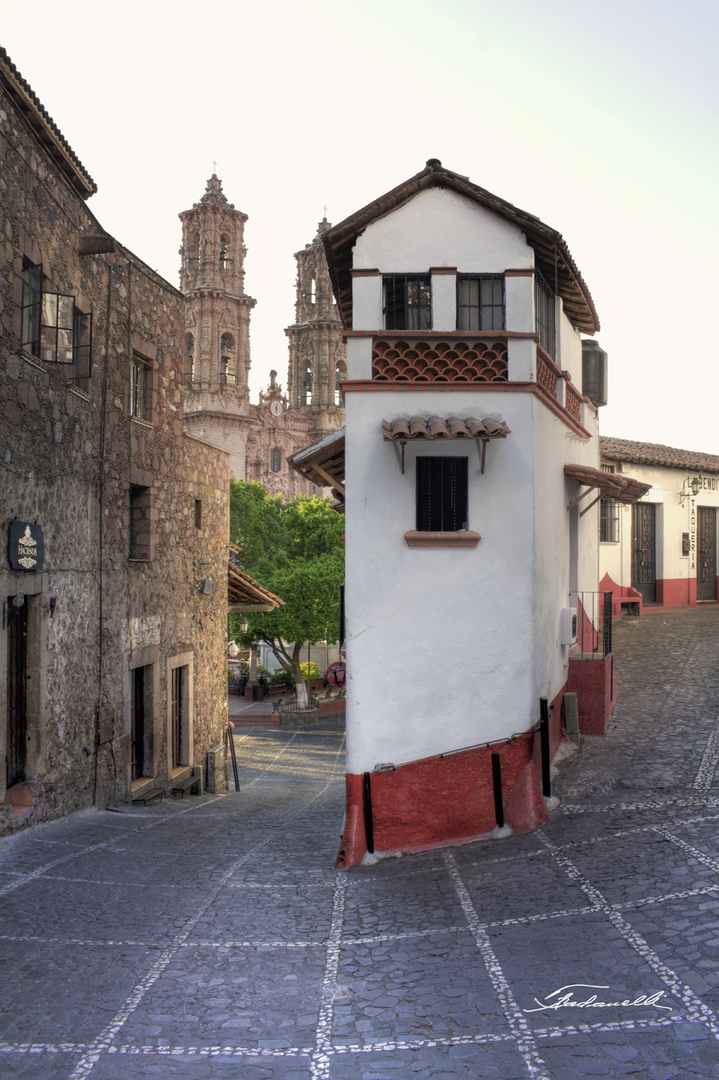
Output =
[
  {"x1": 323, "y1": 159, "x2": 599, "y2": 336},
  {"x1": 600, "y1": 437, "x2": 719, "y2": 476},
  {"x1": 228, "y1": 550, "x2": 285, "y2": 612},
  {"x1": 0, "y1": 47, "x2": 96, "y2": 199}
]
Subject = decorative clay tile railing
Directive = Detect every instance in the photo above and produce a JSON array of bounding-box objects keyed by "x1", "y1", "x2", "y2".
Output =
[
  {"x1": 372, "y1": 337, "x2": 508, "y2": 383},
  {"x1": 565, "y1": 382, "x2": 582, "y2": 423},
  {"x1": 536, "y1": 351, "x2": 558, "y2": 397}
]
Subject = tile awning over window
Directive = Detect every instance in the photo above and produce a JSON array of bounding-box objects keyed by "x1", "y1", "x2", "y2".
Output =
[
  {"x1": 382, "y1": 414, "x2": 511, "y2": 441},
  {"x1": 383, "y1": 414, "x2": 510, "y2": 474},
  {"x1": 565, "y1": 463, "x2": 651, "y2": 516}
]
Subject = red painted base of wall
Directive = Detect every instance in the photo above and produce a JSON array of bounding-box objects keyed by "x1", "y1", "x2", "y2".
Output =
[
  {"x1": 599, "y1": 574, "x2": 643, "y2": 620},
  {"x1": 335, "y1": 689, "x2": 566, "y2": 869},
  {"x1": 601, "y1": 572, "x2": 719, "y2": 614},
  {"x1": 567, "y1": 654, "x2": 616, "y2": 735}
]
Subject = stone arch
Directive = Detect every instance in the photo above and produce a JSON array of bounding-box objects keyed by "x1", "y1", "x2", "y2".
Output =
[
  {"x1": 334, "y1": 346, "x2": 347, "y2": 406},
  {"x1": 185, "y1": 332, "x2": 195, "y2": 380},
  {"x1": 219, "y1": 233, "x2": 230, "y2": 270},
  {"x1": 220, "y1": 332, "x2": 236, "y2": 384}
]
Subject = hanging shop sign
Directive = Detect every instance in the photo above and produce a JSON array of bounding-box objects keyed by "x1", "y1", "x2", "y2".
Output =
[{"x1": 9, "y1": 521, "x2": 44, "y2": 571}]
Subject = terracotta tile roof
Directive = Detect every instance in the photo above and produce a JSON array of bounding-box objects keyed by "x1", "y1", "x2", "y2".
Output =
[
  {"x1": 289, "y1": 427, "x2": 346, "y2": 507},
  {"x1": 382, "y1": 415, "x2": 511, "y2": 441},
  {"x1": 323, "y1": 159, "x2": 599, "y2": 335},
  {"x1": 0, "y1": 48, "x2": 96, "y2": 199},
  {"x1": 228, "y1": 545, "x2": 284, "y2": 612},
  {"x1": 565, "y1": 464, "x2": 651, "y2": 504},
  {"x1": 600, "y1": 437, "x2": 719, "y2": 475}
]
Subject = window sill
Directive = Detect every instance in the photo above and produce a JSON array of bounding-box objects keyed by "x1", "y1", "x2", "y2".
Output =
[
  {"x1": 130, "y1": 415, "x2": 154, "y2": 429},
  {"x1": 404, "y1": 530, "x2": 481, "y2": 548}
]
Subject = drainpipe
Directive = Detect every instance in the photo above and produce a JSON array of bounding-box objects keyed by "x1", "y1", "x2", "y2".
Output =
[{"x1": 93, "y1": 262, "x2": 112, "y2": 805}]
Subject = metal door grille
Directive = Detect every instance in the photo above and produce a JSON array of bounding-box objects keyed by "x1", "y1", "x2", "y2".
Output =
[
  {"x1": 697, "y1": 507, "x2": 717, "y2": 601},
  {"x1": 172, "y1": 666, "x2": 183, "y2": 768},
  {"x1": 632, "y1": 503, "x2": 656, "y2": 603},
  {"x1": 7, "y1": 599, "x2": 28, "y2": 787}
]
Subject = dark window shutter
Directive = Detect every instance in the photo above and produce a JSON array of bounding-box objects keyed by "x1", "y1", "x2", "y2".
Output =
[{"x1": 416, "y1": 457, "x2": 468, "y2": 531}]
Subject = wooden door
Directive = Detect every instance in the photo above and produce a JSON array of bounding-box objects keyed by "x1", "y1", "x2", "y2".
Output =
[
  {"x1": 697, "y1": 507, "x2": 717, "y2": 602},
  {"x1": 632, "y1": 503, "x2": 656, "y2": 604},
  {"x1": 6, "y1": 600, "x2": 28, "y2": 788}
]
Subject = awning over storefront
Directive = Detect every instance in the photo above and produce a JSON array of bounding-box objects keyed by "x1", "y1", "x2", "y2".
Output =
[{"x1": 565, "y1": 463, "x2": 651, "y2": 516}]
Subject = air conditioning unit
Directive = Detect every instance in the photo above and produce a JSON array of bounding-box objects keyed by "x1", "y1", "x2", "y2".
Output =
[{"x1": 560, "y1": 607, "x2": 578, "y2": 645}]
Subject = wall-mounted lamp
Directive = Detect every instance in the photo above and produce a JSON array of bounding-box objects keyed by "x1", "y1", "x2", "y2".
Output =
[
  {"x1": 200, "y1": 578, "x2": 213, "y2": 595},
  {"x1": 48, "y1": 596, "x2": 57, "y2": 619},
  {"x1": 3, "y1": 592, "x2": 25, "y2": 629},
  {"x1": 679, "y1": 476, "x2": 703, "y2": 504}
]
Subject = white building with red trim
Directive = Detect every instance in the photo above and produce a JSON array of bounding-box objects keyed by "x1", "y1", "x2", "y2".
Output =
[
  {"x1": 296, "y1": 160, "x2": 649, "y2": 867},
  {"x1": 599, "y1": 438, "x2": 719, "y2": 612}
]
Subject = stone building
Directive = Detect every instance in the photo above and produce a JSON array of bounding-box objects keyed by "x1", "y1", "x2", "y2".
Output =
[
  {"x1": 0, "y1": 48, "x2": 231, "y2": 832},
  {"x1": 180, "y1": 180, "x2": 344, "y2": 497}
]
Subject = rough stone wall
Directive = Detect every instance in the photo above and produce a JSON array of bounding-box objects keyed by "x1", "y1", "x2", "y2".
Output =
[{"x1": 0, "y1": 73, "x2": 229, "y2": 833}]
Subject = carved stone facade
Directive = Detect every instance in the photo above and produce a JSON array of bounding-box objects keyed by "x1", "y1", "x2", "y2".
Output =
[
  {"x1": 179, "y1": 180, "x2": 345, "y2": 498},
  {"x1": 286, "y1": 217, "x2": 346, "y2": 431}
]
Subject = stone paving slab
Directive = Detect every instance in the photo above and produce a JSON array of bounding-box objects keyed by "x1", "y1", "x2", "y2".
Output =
[{"x1": 2, "y1": 615, "x2": 719, "y2": 1077}]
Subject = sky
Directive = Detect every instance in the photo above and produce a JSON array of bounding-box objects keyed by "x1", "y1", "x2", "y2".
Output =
[{"x1": 3, "y1": 0, "x2": 718, "y2": 451}]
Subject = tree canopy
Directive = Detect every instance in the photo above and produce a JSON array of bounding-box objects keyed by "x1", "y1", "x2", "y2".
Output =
[{"x1": 229, "y1": 481, "x2": 345, "y2": 697}]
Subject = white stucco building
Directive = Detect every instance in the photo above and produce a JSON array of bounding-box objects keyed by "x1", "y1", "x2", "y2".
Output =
[
  {"x1": 599, "y1": 437, "x2": 719, "y2": 611},
  {"x1": 296, "y1": 161, "x2": 649, "y2": 866}
]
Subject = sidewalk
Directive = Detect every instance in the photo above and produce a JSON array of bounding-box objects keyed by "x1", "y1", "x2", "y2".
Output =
[{"x1": 1, "y1": 607, "x2": 718, "y2": 1078}]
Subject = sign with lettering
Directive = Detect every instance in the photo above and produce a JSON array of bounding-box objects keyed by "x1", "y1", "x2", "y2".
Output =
[{"x1": 9, "y1": 521, "x2": 44, "y2": 571}]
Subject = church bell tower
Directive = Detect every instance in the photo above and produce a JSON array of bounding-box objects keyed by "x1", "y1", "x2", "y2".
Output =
[
  {"x1": 285, "y1": 218, "x2": 345, "y2": 438},
  {"x1": 179, "y1": 175, "x2": 256, "y2": 423}
]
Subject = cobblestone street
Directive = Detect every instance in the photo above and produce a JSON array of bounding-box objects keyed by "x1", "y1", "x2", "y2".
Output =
[{"x1": 2, "y1": 607, "x2": 719, "y2": 1079}]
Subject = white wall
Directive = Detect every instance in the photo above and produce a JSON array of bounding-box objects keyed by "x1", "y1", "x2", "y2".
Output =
[
  {"x1": 353, "y1": 188, "x2": 534, "y2": 274},
  {"x1": 344, "y1": 184, "x2": 600, "y2": 773},
  {"x1": 599, "y1": 461, "x2": 719, "y2": 591},
  {"x1": 344, "y1": 390, "x2": 538, "y2": 773}
]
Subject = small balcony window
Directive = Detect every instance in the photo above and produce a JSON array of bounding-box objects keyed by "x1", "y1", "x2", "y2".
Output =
[
  {"x1": 535, "y1": 270, "x2": 556, "y2": 358},
  {"x1": 383, "y1": 275, "x2": 431, "y2": 331},
  {"x1": 457, "y1": 276, "x2": 504, "y2": 332},
  {"x1": 21, "y1": 260, "x2": 92, "y2": 388},
  {"x1": 416, "y1": 457, "x2": 468, "y2": 531},
  {"x1": 130, "y1": 354, "x2": 150, "y2": 420}
]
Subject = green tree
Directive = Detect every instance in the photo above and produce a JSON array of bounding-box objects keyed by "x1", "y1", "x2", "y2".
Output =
[{"x1": 229, "y1": 482, "x2": 344, "y2": 707}]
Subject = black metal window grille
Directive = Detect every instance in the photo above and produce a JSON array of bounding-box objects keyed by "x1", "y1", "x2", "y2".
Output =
[
  {"x1": 70, "y1": 309, "x2": 92, "y2": 389},
  {"x1": 21, "y1": 261, "x2": 42, "y2": 354},
  {"x1": 171, "y1": 666, "x2": 184, "y2": 769},
  {"x1": 535, "y1": 270, "x2": 556, "y2": 358},
  {"x1": 457, "y1": 275, "x2": 504, "y2": 331},
  {"x1": 270, "y1": 449, "x2": 281, "y2": 473},
  {"x1": 129, "y1": 485, "x2": 151, "y2": 560},
  {"x1": 131, "y1": 666, "x2": 145, "y2": 781},
  {"x1": 383, "y1": 275, "x2": 431, "y2": 331},
  {"x1": 600, "y1": 499, "x2": 620, "y2": 543},
  {"x1": 130, "y1": 354, "x2": 149, "y2": 419},
  {"x1": 416, "y1": 457, "x2": 469, "y2": 531},
  {"x1": 21, "y1": 261, "x2": 92, "y2": 384}
]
